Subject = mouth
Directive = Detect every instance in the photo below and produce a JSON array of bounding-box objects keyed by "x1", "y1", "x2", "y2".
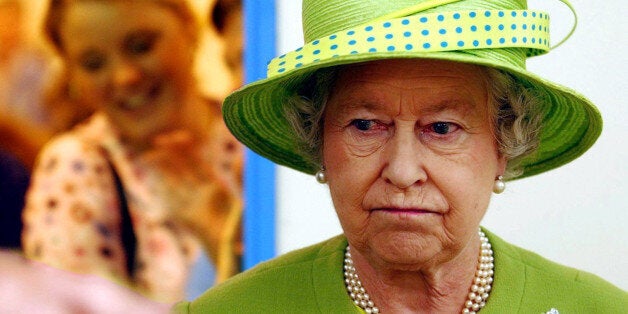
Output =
[
  {"x1": 117, "y1": 84, "x2": 162, "y2": 111},
  {"x1": 372, "y1": 207, "x2": 441, "y2": 216}
]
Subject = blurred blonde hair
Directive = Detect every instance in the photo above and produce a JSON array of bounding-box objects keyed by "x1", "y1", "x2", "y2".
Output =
[{"x1": 43, "y1": 0, "x2": 200, "y2": 53}]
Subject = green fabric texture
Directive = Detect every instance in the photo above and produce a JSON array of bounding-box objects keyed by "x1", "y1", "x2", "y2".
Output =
[
  {"x1": 222, "y1": 0, "x2": 602, "y2": 180},
  {"x1": 173, "y1": 228, "x2": 627, "y2": 313}
]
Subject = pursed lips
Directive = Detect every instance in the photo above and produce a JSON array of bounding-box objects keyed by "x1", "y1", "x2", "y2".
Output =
[{"x1": 371, "y1": 207, "x2": 442, "y2": 215}]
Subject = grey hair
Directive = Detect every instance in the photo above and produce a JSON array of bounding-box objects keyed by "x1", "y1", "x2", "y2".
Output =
[{"x1": 283, "y1": 65, "x2": 542, "y2": 180}]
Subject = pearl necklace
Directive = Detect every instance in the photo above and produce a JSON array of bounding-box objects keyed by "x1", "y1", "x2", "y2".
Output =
[{"x1": 343, "y1": 229, "x2": 494, "y2": 314}]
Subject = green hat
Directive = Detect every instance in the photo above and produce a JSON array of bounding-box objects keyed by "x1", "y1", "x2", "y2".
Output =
[{"x1": 222, "y1": 0, "x2": 601, "y2": 180}]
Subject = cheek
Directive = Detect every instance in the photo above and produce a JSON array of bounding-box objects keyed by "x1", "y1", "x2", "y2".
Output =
[
  {"x1": 71, "y1": 71, "x2": 106, "y2": 102},
  {"x1": 434, "y1": 145, "x2": 498, "y2": 218},
  {"x1": 323, "y1": 128, "x2": 378, "y2": 221},
  {"x1": 159, "y1": 42, "x2": 194, "y2": 77}
]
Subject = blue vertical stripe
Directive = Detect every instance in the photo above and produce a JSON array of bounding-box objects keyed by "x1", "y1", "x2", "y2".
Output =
[{"x1": 242, "y1": 0, "x2": 276, "y2": 269}]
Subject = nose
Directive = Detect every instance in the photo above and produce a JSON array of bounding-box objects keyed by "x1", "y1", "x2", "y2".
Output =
[
  {"x1": 113, "y1": 60, "x2": 142, "y2": 88},
  {"x1": 381, "y1": 127, "x2": 427, "y2": 189}
]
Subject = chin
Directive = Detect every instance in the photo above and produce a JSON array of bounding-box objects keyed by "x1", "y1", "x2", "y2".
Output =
[{"x1": 365, "y1": 232, "x2": 443, "y2": 267}]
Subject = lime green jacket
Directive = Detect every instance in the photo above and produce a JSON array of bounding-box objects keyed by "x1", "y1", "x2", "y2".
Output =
[{"x1": 174, "y1": 229, "x2": 627, "y2": 313}]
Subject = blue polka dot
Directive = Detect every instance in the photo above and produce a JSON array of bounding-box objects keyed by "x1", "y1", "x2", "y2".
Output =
[
  {"x1": 420, "y1": 17, "x2": 428, "y2": 23},
  {"x1": 512, "y1": 37, "x2": 517, "y2": 43},
  {"x1": 279, "y1": 54, "x2": 286, "y2": 59},
  {"x1": 456, "y1": 27, "x2": 463, "y2": 33},
  {"x1": 369, "y1": 48, "x2": 377, "y2": 52},
  {"x1": 532, "y1": 24, "x2": 536, "y2": 30},
  {"x1": 330, "y1": 34, "x2": 337, "y2": 40},
  {"x1": 485, "y1": 11, "x2": 491, "y2": 17},
  {"x1": 313, "y1": 59, "x2": 320, "y2": 62},
  {"x1": 422, "y1": 29, "x2": 429, "y2": 36},
  {"x1": 485, "y1": 25, "x2": 491, "y2": 31},
  {"x1": 313, "y1": 50, "x2": 320, "y2": 55},
  {"x1": 365, "y1": 26, "x2": 373, "y2": 31},
  {"x1": 296, "y1": 55, "x2": 303, "y2": 59},
  {"x1": 367, "y1": 36, "x2": 375, "y2": 42},
  {"x1": 332, "y1": 54, "x2": 339, "y2": 58},
  {"x1": 296, "y1": 47, "x2": 302, "y2": 52},
  {"x1": 278, "y1": 68, "x2": 285, "y2": 73},
  {"x1": 471, "y1": 25, "x2": 478, "y2": 32},
  {"x1": 486, "y1": 39, "x2": 493, "y2": 45},
  {"x1": 405, "y1": 44, "x2": 413, "y2": 50},
  {"x1": 523, "y1": 37, "x2": 528, "y2": 43},
  {"x1": 295, "y1": 63, "x2": 303, "y2": 68},
  {"x1": 498, "y1": 11, "x2": 505, "y2": 17},
  {"x1": 511, "y1": 11, "x2": 517, "y2": 17},
  {"x1": 350, "y1": 51, "x2": 358, "y2": 54},
  {"x1": 457, "y1": 41, "x2": 465, "y2": 47},
  {"x1": 523, "y1": 11, "x2": 528, "y2": 17},
  {"x1": 531, "y1": 38, "x2": 536, "y2": 44},
  {"x1": 511, "y1": 24, "x2": 517, "y2": 30},
  {"x1": 402, "y1": 19, "x2": 410, "y2": 25},
  {"x1": 499, "y1": 37, "x2": 506, "y2": 44},
  {"x1": 347, "y1": 30, "x2": 355, "y2": 36},
  {"x1": 499, "y1": 24, "x2": 504, "y2": 30},
  {"x1": 404, "y1": 31, "x2": 412, "y2": 37},
  {"x1": 522, "y1": 24, "x2": 527, "y2": 30},
  {"x1": 532, "y1": 12, "x2": 537, "y2": 17},
  {"x1": 441, "y1": 41, "x2": 448, "y2": 48},
  {"x1": 348, "y1": 40, "x2": 357, "y2": 45},
  {"x1": 279, "y1": 61, "x2": 286, "y2": 66},
  {"x1": 330, "y1": 44, "x2": 338, "y2": 50},
  {"x1": 473, "y1": 40, "x2": 479, "y2": 47},
  {"x1": 387, "y1": 46, "x2": 395, "y2": 51},
  {"x1": 438, "y1": 14, "x2": 445, "y2": 21},
  {"x1": 385, "y1": 34, "x2": 393, "y2": 39},
  {"x1": 423, "y1": 43, "x2": 431, "y2": 49},
  {"x1": 312, "y1": 39, "x2": 320, "y2": 45},
  {"x1": 439, "y1": 28, "x2": 447, "y2": 35},
  {"x1": 470, "y1": 12, "x2": 477, "y2": 18},
  {"x1": 453, "y1": 13, "x2": 461, "y2": 19},
  {"x1": 383, "y1": 22, "x2": 392, "y2": 28}
]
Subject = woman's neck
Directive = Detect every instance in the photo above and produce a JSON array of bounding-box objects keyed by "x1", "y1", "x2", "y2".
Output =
[{"x1": 350, "y1": 234, "x2": 481, "y2": 313}]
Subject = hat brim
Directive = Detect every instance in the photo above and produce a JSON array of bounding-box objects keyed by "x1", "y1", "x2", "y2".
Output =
[{"x1": 223, "y1": 48, "x2": 601, "y2": 180}]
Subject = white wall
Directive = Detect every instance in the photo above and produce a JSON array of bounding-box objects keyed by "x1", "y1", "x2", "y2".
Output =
[{"x1": 274, "y1": 0, "x2": 627, "y2": 290}]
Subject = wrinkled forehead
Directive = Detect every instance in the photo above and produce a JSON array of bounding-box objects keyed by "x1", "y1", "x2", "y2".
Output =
[{"x1": 329, "y1": 58, "x2": 489, "y2": 111}]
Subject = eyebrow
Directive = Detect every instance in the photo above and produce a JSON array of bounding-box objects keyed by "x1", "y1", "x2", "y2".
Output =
[{"x1": 419, "y1": 99, "x2": 476, "y2": 115}]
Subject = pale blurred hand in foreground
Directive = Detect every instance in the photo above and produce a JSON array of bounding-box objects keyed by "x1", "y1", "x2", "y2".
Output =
[{"x1": 0, "y1": 250, "x2": 172, "y2": 314}]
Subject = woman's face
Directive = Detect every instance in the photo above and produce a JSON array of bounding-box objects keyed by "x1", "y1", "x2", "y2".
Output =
[
  {"x1": 323, "y1": 59, "x2": 506, "y2": 270},
  {"x1": 58, "y1": 0, "x2": 195, "y2": 143}
]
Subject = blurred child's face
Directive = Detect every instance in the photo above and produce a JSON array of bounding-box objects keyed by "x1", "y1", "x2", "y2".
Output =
[{"x1": 59, "y1": 0, "x2": 196, "y2": 145}]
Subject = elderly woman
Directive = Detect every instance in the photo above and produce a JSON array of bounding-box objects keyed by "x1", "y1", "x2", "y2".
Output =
[{"x1": 173, "y1": 0, "x2": 626, "y2": 313}]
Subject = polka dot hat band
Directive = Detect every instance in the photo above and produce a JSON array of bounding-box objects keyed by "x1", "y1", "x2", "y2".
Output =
[
  {"x1": 269, "y1": 9, "x2": 551, "y2": 77},
  {"x1": 222, "y1": 0, "x2": 602, "y2": 180}
]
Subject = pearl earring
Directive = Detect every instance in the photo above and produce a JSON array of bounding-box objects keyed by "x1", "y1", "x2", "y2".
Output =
[
  {"x1": 315, "y1": 167, "x2": 327, "y2": 184},
  {"x1": 493, "y1": 175, "x2": 505, "y2": 194}
]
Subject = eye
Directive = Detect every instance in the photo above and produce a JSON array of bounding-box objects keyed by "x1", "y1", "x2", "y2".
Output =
[
  {"x1": 424, "y1": 122, "x2": 459, "y2": 135},
  {"x1": 432, "y1": 122, "x2": 451, "y2": 134},
  {"x1": 80, "y1": 52, "x2": 106, "y2": 72},
  {"x1": 350, "y1": 119, "x2": 376, "y2": 131},
  {"x1": 125, "y1": 31, "x2": 159, "y2": 56}
]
